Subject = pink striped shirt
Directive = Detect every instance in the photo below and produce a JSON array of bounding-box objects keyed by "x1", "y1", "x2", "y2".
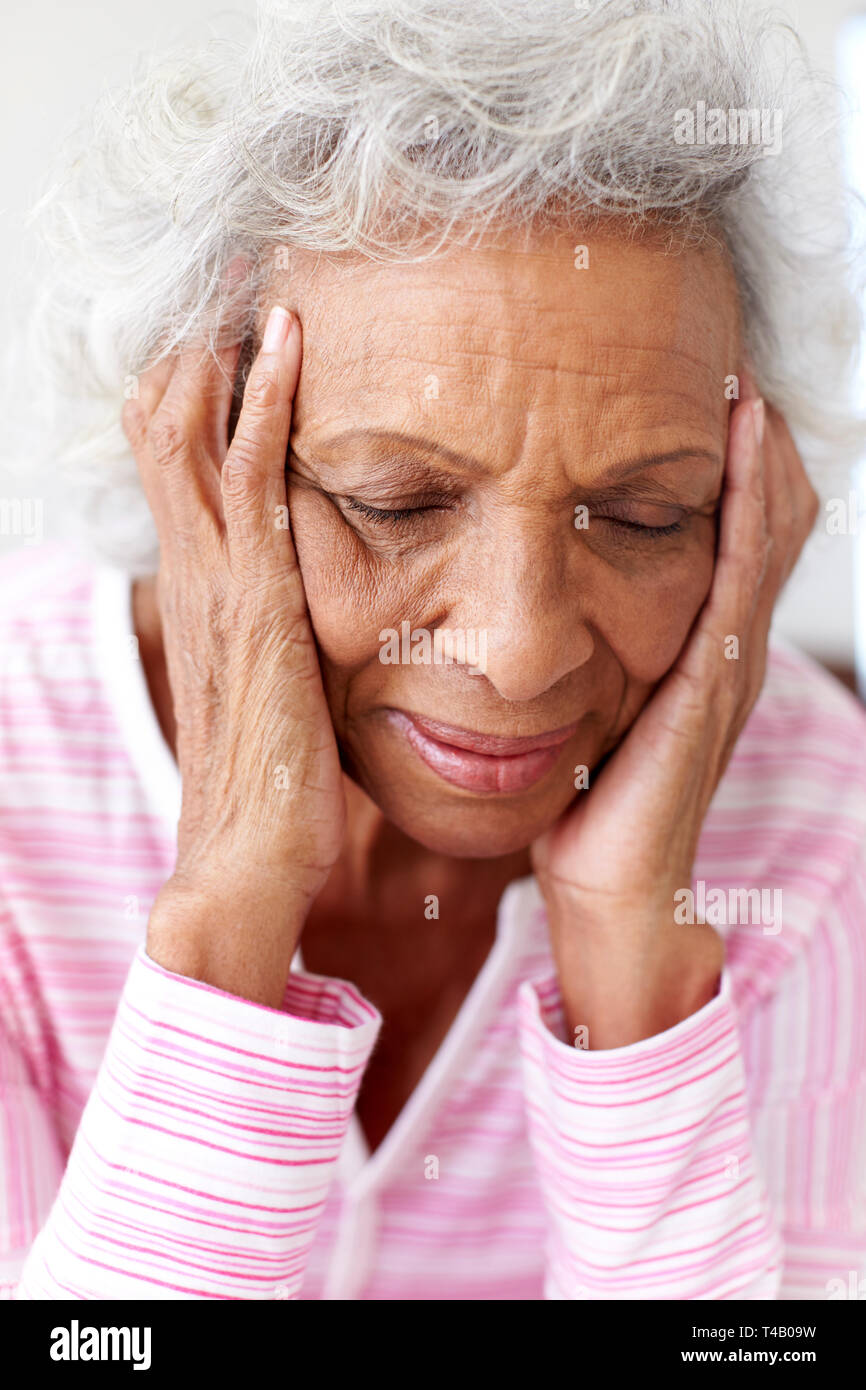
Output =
[{"x1": 1, "y1": 542, "x2": 865, "y2": 1300}]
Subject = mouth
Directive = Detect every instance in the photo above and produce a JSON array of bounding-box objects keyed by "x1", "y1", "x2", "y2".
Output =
[{"x1": 386, "y1": 710, "x2": 578, "y2": 795}]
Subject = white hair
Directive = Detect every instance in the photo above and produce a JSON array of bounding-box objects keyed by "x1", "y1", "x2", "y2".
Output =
[{"x1": 9, "y1": 0, "x2": 865, "y2": 574}]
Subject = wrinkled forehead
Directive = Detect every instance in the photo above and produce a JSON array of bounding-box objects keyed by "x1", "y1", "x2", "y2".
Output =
[{"x1": 257, "y1": 222, "x2": 742, "y2": 441}]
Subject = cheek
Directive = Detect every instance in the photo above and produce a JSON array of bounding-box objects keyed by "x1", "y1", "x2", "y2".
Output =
[
  {"x1": 288, "y1": 491, "x2": 434, "y2": 668},
  {"x1": 592, "y1": 537, "x2": 715, "y2": 684},
  {"x1": 290, "y1": 491, "x2": 715, "y2": 698}
]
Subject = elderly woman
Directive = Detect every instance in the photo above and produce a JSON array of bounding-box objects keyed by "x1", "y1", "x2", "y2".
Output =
[{"x1": 2, "y1": 0, "x2": 865, "y2": 1302}]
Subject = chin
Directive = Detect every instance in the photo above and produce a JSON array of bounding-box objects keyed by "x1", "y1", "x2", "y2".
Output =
[
  {"x1": 357, "y1": 772, "x2": 569, "y2": 859},
  {"x1": 390, "y1": 812, "x2": 544, "y2": 859}
]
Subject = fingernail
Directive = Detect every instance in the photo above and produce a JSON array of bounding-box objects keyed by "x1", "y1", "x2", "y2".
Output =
[
  {"x1": 262, "y1": 305, "x2": 292, "y2": 354},
  {"x1": 752, "y1": 398, "x2": 765, "y2": 448}
]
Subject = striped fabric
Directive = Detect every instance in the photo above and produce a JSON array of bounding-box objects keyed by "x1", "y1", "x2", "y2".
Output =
[{"x1": 1, "y1": 541, "x2": 865, "y2": 1300}]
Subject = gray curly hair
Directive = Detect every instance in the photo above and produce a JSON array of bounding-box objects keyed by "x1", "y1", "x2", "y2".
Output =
[{"x1": 10, "y1": 0, "x2": 865, "y2": 574}]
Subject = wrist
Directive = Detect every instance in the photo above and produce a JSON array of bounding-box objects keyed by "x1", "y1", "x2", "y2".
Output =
[
  {"x1": 541, "y1": 891, "x2": 724, "y2": 1049},
  {"x1": 146, "y1": 874, "x2": 315, "y2": 1007},
  {"x1": 537, "y1": 868, "x2": 688, "y2": 929}
]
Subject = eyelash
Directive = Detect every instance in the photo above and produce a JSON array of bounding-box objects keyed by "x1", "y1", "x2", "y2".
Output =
[
  {"x1": 601, "y1": 516, "x2": 685, "y2": 539},
  {"x1": 343, "y1": 496, "x2": 685, "y2": 539},
  {"x1": 343, "y1": 497, "x2": 439, "y2": 524}
]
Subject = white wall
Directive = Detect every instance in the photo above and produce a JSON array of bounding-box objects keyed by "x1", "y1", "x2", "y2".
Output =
[
  {"x1": 0, "y1": 0, "x2": 864, "y2": 667},
  {"x1": 0, "y1": 1, "x2": 255, "y2": 550},
  {"x1": 765, "y1": 0, "x2": 866, "y2": 670}
]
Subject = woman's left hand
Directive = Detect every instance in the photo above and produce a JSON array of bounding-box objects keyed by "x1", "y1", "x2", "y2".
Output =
[{"x1": 531, "y1": 379, "x2": 819, "y2": 1048}]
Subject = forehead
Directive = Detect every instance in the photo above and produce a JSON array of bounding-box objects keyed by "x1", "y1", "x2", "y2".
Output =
[{"x1": 264, "y1": 222, "x2": 741, "y2": 454}]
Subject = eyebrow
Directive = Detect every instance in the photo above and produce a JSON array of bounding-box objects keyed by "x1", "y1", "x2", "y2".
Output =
[{"x1": 313, "y1": 427, "x2": 722, "y2": 480}]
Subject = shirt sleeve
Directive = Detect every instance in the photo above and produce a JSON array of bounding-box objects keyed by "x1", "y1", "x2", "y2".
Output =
[
  {"x1": 4, "y1": 943, "x2": 381, "y2": 1300},
  {"x1": 515, "y1": 853, "x2": 866, "y2": 1300}
]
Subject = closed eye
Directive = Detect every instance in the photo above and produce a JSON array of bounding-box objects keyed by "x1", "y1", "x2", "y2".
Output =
[
  {"x1": 343, "y1": 496, "x2": 445, "y2": 525},
  {"x1": 343, "y1": 500, "x2": 687, "y2": 536},
  {"x1": 601, "y1": 516, "x2": 685, "y2": 539}
]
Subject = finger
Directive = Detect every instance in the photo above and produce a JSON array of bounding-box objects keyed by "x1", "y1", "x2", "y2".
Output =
[
  {"x1": 122, "y1": 282, "x2": 242, "y2": 446},
  {"x1": 156, "y1": 336, "x2": 240, "y2": 466},
  {"x1": 133, "y1": 356, "x2": 175, "y2": 418},
  {"x1": 155, "y1": 256, "x2": 249, "y2": 454},
  {"x1": 736, "y1": 362, "x2": 761, "y2": 404},
  {"x1": 121, "y1": 358, "x2": 179, "y2": 538},
  {"x1": 735, "y1": 367, "x2": 816, "y2": 581},
  {"x1": 765, "y1": 405, "x2": 819, "y2": 578},
  {"x1": 748, "y1": 407, "x2": 817, "y2": 662},
  {"x1": 705, "y1": 393, "x2": 769, "y2": 642},
  {"x1": 740, "y1": 426, "x2": 789, "y2": 695},
  {"x1": 669, "y1": 393, "x2": 770, "y2": 735},
  {"x1": 121, "y1": 357, "x2": 174, "y2": 468},
  {"x1": 757, "y1": 405, "x2": 793, "y2": 588},
  {"x1": 221, "y1": 305, "x2": 301, "y2": 576},
  {"x1": 125, "y1": 257, "x2": 252, "y2": 531},
  {"x1": 131, "y1": 338, "x2": 242, "y2": 544}
]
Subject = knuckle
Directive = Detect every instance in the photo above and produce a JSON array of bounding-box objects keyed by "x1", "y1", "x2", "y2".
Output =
[
  {"x1": 758, "y1": 534, "x2": 774, "y2": 577},
  {"x1": 148, "y1": 417, "x2": 188, "y2": 468},
  {"x1": 243, "y1": 367, "x2": 282, "y2": 413},
  {"x1": 221, "y1": 450, "x2": 257, "y2": 493},
  {"x1": 740, "y1": 546, "x2": 767, "y2": 593}
]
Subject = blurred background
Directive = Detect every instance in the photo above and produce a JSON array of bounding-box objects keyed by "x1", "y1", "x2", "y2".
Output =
[{"x1": 0, "y1": 0, "x2": 864, "y2": 695}]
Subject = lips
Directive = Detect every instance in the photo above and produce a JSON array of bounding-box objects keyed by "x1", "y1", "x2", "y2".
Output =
[{"x1": 387, "y1": 710, "x2": 578, "y2": 795}]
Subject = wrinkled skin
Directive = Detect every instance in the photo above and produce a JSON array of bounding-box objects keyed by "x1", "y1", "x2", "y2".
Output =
[{"x1": 280, "y1": 222, "x2": 736, "y2": 858}]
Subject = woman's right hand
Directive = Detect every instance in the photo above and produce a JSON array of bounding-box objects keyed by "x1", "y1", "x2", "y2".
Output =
[{"x1": 121, "y1": 304, "x2": 347, "y2": 1005}]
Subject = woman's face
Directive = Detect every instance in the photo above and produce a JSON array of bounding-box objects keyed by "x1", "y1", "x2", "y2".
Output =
[{"x1": 266, "y1": 222, "x2": 741, "y2": 857}]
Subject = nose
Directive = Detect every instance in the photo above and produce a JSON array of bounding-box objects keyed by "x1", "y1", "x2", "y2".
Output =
[{"x1": 452, "y1": 526, "x2": 594, "y2": 703}]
